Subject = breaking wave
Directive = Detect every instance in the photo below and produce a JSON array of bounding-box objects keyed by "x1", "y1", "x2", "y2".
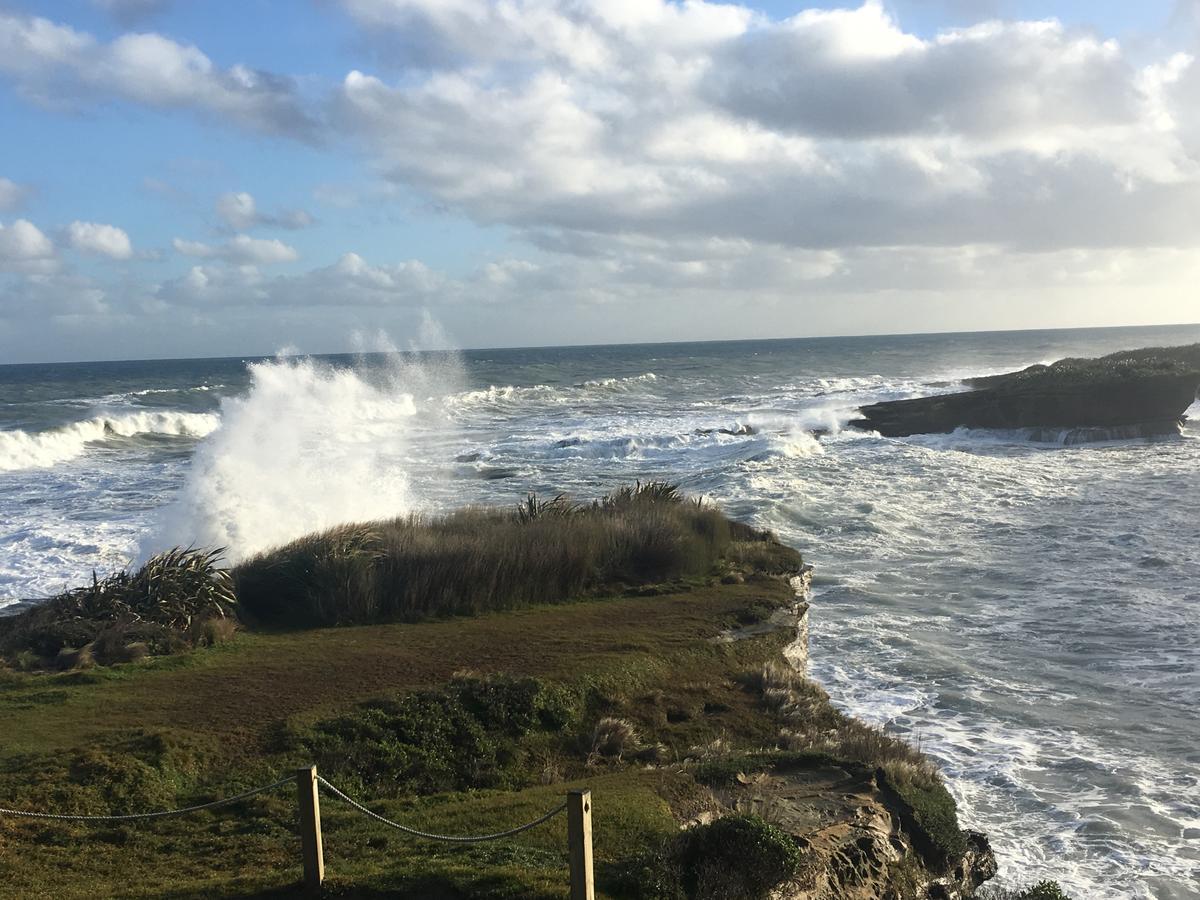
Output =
[
  {"x1": 0, "y1": 411, "x2": 220, "y2": 472},
  {"x1": 444, "y1": 372, "x2": 659, "y2": 410}
]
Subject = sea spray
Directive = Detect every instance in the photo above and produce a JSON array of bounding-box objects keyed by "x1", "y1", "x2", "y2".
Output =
[{"x1": 143, "y1": 349, "x2": 463, "y2": 563}]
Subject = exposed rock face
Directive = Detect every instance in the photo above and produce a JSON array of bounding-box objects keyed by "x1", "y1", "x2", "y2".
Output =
[
  {"x1": 704, "y1": 567, "x2": 998, "y2": 899},
  {"x1": 849, "y1": 344, "x2": 1200, "y2": 439},
  {"x1": 712, "y1": 765, "x2": 996, "y2": 900}
]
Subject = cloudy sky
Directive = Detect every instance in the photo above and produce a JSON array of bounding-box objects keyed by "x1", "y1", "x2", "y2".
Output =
[{"x1": 1, "y1": 0, "x2": 1198, "y2": 363}]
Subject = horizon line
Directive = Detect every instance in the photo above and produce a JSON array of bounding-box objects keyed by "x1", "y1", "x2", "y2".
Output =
[{"x1": 4, "y1": 319, "x2": 1199, "y2": 369}]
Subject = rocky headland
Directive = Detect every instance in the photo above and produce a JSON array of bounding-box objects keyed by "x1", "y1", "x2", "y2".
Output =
[
  {"x1": 850, "y1": 343, "x2": 1200, "y2": 441},
  {"x1": 0, "y1": 484, "x2": 1031, "y2": 899}
]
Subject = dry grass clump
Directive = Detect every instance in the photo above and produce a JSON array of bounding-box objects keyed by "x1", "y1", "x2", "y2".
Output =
[
  {"x1": 753, "y1": 661, "x2": 941, "y2": 789},
  {"x1": 233, "y1": 482, "x2": 795, "y2": 627},
  {"x1": 588, "y1": 716, "x2": 666, "y2": 766},
  {"x1": 590, "y1": 716, "x2": 641, "y2": 760}
]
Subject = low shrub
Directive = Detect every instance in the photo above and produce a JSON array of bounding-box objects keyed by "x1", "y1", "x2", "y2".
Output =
[
  {"x1": 0, "y1": 730, "x2": 205, "y2": 818},
  {"x1": 614, "y1": 814, "x2": 804, "y2": 900},
  {"x1": 288, "y1": 673, "x2": 585, "y2": 795},
  {"x1": 877, "y1": 764, "x2": 966, "y2": 870},
  {"x1": 723, "y1": 540, "x2": 804, "y2": 576}
]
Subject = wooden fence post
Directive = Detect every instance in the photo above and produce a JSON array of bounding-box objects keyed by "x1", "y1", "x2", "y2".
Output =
[
  {"x1": 567, "y1": 789, "x2": 594, "y2": 900},
  {"x1": 296, "y1": 766, "x2": 325, "y2": 895}
]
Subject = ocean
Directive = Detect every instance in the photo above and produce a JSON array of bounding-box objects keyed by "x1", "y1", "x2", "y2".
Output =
[{"x1": 2, "y1": 323, "x2": 1198, "y2": 898}]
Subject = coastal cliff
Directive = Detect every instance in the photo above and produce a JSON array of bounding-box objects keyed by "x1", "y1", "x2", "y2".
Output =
[
  {"x1": 701, "y1": 574, "x2": 997, "y2": 900},
  {"x1": 851, "y1": 343, "x2": 1200, "y2": 440},
  {"x1": 0, "y1": 485, "x2": 997, "y2": 899}
]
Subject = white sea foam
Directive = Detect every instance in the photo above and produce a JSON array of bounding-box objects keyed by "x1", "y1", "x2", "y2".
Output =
[
  {"x1": 444, "y1": 372, "x2": 660, "y2": 411},
  {"x1": 579, "y1": 372, "x2": 657, "y2": 389},
  {"x1": 445, "y1": 383, "x2": 560, "y2": 408},
  {"x1": 773, "y1": 430, "x2": 824, "y2": 458},
  {"x1": 0, "y1": 411, "x2": 219, "y2": 472},
  {"x1": 144, "y1": 354, "x2": 454, "y2": 562}
]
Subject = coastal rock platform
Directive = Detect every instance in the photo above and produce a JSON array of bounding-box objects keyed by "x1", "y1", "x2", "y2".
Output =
[{"x1": 850, "y1": 344, "x2": 1200, "y2": 439}]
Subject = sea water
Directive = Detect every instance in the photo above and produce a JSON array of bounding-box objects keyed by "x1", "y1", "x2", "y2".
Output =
[{"x1": 2, "y1": 323, "x2": 1198, "y2": 898}]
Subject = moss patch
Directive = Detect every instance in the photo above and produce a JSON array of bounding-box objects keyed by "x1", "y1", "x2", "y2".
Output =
[{"x1": 878, "y1": 766, "x2": 967, "y2": 870}]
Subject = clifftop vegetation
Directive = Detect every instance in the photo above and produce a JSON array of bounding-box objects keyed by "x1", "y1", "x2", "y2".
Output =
[
  {"x1": 966, "y1": 343, "x2": 1200, "y2": 391},
  {"x1": 0, "y1": 484, "x2": 1017, "y2": 898},
  {"x1": 0, "y1": 481, "x2": 800, "y2": 669}
]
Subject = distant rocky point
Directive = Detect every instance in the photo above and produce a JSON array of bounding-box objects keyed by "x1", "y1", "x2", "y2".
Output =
[{"x1": 850, "y1": 343, "x2": 1200, "y2": 441}]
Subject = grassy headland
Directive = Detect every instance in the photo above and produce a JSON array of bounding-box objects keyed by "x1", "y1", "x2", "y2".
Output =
[{"x1": 0, "y1": 485, "x2": 997, "y2": 899}]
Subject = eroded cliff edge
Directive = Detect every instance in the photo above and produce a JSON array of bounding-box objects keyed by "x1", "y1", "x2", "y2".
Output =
[
  {"x1": 0, "y1": 486, "x2": 998, "y2": 898},
  {"x1": 687, "y1": 570, "x2": 998, "y2": 900}
]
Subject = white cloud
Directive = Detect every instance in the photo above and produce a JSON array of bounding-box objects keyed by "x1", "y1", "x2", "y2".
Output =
[
  {"x1": 0, "y1": 12, "x2": 316, "y2": 138},
  {"x1": 7, "y1": 0, "x2": 1200, "y2": 354},
  {"x1": 0, "y1": 177, "x2": 28, "y2": 211},
  {"x1": 172, "y1": 234, "x2": 300, "y2": 264},
  {"x1": 66, "y1": 220, "x2": 134, "y2": 260},
  {"x1": 703, "y1": 13, "x2": 1135, "y2": 142},
  {"x1": 333, "y1": 0, "x2": 1200, "y2": 259},
  {"x1": 156, "y1": 252, "x2": 440, "y2": 307},
  {"x1": 215, "y1": 191, "x2": 314, "y2": 230},
  {"x1": 0, "y1": 272, "x2": 108, "y2": 318},
  {"x1": 0, "y1": 218, "x2": 56, "y2": 273}
]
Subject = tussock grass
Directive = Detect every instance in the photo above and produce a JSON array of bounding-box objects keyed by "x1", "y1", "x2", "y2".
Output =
[
  {"x1": 0, "y1": 482, "x2": 801, "y2": 667},
  {"x1": 233, "y1": 482, "x2": 792, "y2": 628},
  {"x1": 0, "y1": 548, "x2": 236, "y2": 668}
]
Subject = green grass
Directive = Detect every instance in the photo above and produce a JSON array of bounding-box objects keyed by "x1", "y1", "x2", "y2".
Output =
[{"x1": 0, "y1": 580, "x2": 802, "y2": 898}]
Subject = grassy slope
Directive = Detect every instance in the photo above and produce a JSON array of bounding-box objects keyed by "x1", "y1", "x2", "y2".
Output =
[{"x1": 0, "y1": 579, "x2": 796, "y2": 899}]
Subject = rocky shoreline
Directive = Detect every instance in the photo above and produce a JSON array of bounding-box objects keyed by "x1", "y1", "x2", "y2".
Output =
[
  {"x1": 711, "y1": 568, "x2": 998, "y2": 899},
  {"x1": 851, "y1": 343, "x2": 1200, "y2": 440}
]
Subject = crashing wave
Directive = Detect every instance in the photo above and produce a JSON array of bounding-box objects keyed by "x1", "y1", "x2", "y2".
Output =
[
  {"x1": 0, "y1": 411, "x2": 220, "y2": 472},
  {"x1": 144, "y1": 355, "x2": 423, "y2": 562}
]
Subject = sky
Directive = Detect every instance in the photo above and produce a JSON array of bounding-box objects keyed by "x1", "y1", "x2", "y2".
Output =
[{"x1": 1, "y1": 1, "x2": 1199, "y2": 363}]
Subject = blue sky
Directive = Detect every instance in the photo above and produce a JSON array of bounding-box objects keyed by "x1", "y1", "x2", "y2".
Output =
[{"x1": 1, "y1": 1, "x2": 1199, "y2": 362}]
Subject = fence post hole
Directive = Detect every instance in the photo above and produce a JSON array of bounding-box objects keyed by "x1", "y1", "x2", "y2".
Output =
[
  {"x1": 296, "y1": 766, "x2": 325, "y2": 895},
  {"x1": 567, "y1": 789, "x2": 594, "y2": 900}
]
